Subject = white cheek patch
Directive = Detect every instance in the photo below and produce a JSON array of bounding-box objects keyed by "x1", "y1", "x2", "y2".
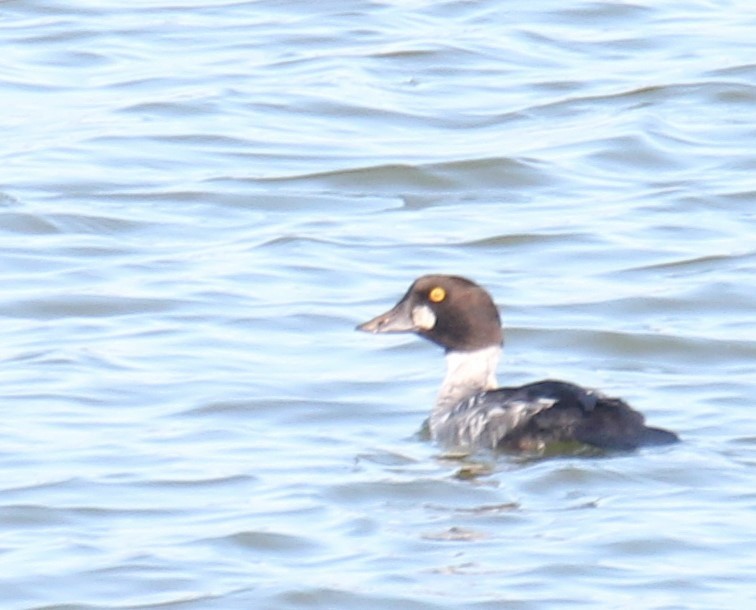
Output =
[{"x1": 411, "y1": 304, "x2": 437, "y2": 330}]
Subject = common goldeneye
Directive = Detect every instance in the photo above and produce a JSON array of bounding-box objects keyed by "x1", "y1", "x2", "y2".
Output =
[{"x1": 357, "y1": 274, "x2": 678, "y2": 452}]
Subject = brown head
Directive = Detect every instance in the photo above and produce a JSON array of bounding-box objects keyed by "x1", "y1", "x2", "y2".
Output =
[{"x1": 356, "y1": 275, "x2": 503, "y2": 352}]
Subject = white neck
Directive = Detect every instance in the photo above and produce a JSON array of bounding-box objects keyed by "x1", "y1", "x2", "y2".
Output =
[{"x1": 430, "y1": 345, "x2": 501, "y2": 434}]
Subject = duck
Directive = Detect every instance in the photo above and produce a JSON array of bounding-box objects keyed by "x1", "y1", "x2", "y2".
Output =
[{"x1": 356, "y1": 274, "x2": 678, "y2": 453}]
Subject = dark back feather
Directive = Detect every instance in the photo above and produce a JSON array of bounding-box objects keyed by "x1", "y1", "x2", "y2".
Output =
[{"x1": 434, "y1": 379, "x2": 678, "y2": 451}]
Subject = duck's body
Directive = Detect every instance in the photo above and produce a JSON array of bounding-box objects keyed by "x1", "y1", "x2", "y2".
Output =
[{"x1": 357, "y1": 274, "x2": 678, "y2": 453}]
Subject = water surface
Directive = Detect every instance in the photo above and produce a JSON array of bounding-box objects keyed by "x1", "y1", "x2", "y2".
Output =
[{"x1": 2, "y1": 1, "x2": 756, "y2": 608}]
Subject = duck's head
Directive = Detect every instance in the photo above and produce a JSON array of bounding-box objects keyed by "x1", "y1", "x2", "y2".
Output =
[{"x1": 356, "y1": 274, "x2": 503, "y2": 352}]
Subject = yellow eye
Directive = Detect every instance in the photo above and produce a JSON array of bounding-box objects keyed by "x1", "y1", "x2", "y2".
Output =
[{"x1": 429, "y1": 286, "x2": 446, "y2": 303}]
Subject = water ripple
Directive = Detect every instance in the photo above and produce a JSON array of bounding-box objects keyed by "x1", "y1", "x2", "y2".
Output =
[{"x1": 2, "y1": 1, "x2": 756, "y2": 609}]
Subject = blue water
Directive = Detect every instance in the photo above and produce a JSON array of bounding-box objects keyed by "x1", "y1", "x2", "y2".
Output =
[{"x1": 2, "y1": 1, "x2": 756, "y2": 608}]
